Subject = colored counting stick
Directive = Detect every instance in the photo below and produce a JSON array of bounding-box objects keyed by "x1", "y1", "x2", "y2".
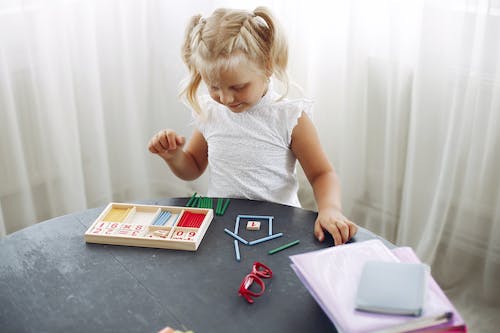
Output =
[
  {"x1": 216, "y1": 198, "x2": 223, "y2": 215},
  {"x1": 236, "y1": 215, "x2": 272, "y2": 219},
  {"x1": 248, "y1": 233, "x2": 283, "y2": 246},
  {"x1": 234, "y1": 240, "x2": 241, "y2": 262},
  {"x1": 186, "y1": 192, "x2": 197, "y2": 207},
  {"x1": 103, "y1": 208, "x2": 131, "y2": 222},
  {"x1": 268, "y1": 240, "x2": 300, "y2": 255},
  {"x1": 221, "y1": 199, "x2": 231, "y2": 214},
  {"x1": 153, "y1": 211, "x2": 172, "y2": 226},
  {"x1": 224, "y1": 228, "x2": 249, "y2": 245},
  {"x1": 177, "y1": 212, "x2": 205, "y2": 228},
  {"x1": 234, "y1": 215, "x2": 241, "y2": 234}
]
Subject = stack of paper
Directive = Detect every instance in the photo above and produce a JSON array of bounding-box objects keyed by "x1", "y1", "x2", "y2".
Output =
[{"x1": 290, "y1": 239, "x2": 467, "y2": 333}]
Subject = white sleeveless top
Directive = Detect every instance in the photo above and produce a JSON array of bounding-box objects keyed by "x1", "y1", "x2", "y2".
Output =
[{"x1": 192, "y1": 89, "x2": 313, "y2": 207}]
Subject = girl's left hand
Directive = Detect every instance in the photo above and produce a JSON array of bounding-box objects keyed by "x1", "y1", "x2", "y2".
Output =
[{"x1": 314, "y1": 208, "x2": 358, "y2": 245}]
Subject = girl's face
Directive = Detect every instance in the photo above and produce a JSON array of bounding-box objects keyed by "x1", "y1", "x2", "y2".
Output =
[{"x1": 203, "y1": 59, "x2": 269, "y2": 113}]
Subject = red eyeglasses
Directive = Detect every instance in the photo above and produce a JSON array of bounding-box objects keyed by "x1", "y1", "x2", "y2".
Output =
[{"x1": 238, "y1": 262, "x2": 273, "y2": 304}]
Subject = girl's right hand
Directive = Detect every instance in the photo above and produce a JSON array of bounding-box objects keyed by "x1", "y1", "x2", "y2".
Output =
[{"x1": 148, "y1": 129, "x2": 186, "y2": 160}]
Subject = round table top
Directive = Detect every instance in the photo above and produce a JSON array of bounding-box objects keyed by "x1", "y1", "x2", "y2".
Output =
[{"x1": 0, "y1": 197, "x2": 393, "y2": 333}]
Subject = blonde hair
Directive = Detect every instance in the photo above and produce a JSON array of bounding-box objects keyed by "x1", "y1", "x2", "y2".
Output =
[{"x1": 180, "y1": 7, "x2": 289, "y2": 114}]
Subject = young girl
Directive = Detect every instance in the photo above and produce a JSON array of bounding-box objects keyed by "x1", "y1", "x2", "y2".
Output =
[{"x1": 148, "y1": 7, "x2": 357, "y2": 246}]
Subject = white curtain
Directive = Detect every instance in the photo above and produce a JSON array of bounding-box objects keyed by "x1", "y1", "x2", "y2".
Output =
[
  {"x1": 1, "y1": 0, "x2": 499, "y2": 330},
  {"x1": 0, "y1": 0, "x2": 211, "y2": 233}
]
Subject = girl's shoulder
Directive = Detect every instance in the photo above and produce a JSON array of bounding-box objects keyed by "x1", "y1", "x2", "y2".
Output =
[
  {"x1": 266, "y1": 96, "x2": 315, "y2": 144},
  {"x1": 271, "y1": 96, "x2": 314, "y2": 119}
]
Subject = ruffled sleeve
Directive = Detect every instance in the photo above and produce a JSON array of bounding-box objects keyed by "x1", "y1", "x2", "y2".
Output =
[{"x1": 285, "y1": 98, "x2": 314, "y2": 145}]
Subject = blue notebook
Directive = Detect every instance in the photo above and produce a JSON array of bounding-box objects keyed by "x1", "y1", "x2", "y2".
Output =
[{"x1": 355, "y1": 261, "x2": 428, "y2": 316}]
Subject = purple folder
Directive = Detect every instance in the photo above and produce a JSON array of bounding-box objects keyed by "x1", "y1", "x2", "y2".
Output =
[{"x1": 290, "y1": 239, "x2": 466, "y2": 333}]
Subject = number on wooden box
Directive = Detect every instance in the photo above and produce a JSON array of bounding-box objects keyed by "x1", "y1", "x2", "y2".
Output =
[
  {"x1": 172, "y1": 230, "x2": 185, "y2": 240},
  {"x1": 183, "y1": 230, "x2": 197, "y2": 241}
]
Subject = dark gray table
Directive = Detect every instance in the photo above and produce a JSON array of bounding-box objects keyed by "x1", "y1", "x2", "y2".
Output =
[{"x1": 0, "y1": 198, "x2": 394, "y2": 333}]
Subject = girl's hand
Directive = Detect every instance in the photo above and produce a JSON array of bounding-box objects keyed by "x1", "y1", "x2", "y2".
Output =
[
  {"x1": 148, "y1": 129, "x2": 186, "y2": 160},
  {"x1": 314, "y1": 208, "x2": 358, "y2": 245}
]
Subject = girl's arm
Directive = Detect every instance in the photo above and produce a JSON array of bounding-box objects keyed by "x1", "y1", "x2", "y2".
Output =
[
  {"x1": 148, "y1": 129, "x2": 208, "y2": 180},
  {"x1": 291, "y1": 112, "x2": 358, "y2": 245}
]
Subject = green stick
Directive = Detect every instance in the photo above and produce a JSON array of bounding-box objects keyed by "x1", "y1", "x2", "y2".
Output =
[
  {"x1": 216, "y1": 198, "x2": 223, "y2": 215},
  {"x1": 268, "y1": 240, "x2": 300, "y2": 255},
  {"x1": 186, "y1": 192, "x2": 197, "y2": 207},
  {"x1": 221, "y1": 198, "x2": 231, "y2": 215}
]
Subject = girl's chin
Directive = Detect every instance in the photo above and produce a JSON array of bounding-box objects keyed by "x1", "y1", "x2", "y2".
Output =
[{"x1": 228, "y1": 104, "x2": 247, "y2": 112}]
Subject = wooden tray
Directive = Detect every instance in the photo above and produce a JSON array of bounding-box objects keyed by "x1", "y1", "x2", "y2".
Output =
[{"x1": 84, "y1": 202, "x2": 214, "y2": 251}]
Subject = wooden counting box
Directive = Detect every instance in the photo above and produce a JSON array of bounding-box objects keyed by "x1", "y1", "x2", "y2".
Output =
[{"x1": 84, "y1": 202, "x2": 214, "y2": 251}]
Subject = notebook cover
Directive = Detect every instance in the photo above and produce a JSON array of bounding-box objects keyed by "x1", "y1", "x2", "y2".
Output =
[{"x1": 355, "y1": 261, "x2": 428, "y2": 316}]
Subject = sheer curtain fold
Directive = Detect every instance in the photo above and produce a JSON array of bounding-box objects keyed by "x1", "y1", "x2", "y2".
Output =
[
  {"x1": 0, "y1": 0, "x2": 499, "y2": 329},
  {"x1": 0, "y1": 0, "x2": 191, "y2": 234}
]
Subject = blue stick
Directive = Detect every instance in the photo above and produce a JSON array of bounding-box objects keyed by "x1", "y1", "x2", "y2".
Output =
[
  {"x1": 162, "y1": 212, "x2": 170, "y2": 224},
  {"x1": 234, "y1": 240, "x2": 241, "y2": 262},
  {"x1": 152, "y1": 212, "x2": 161, "y2": 225},
  {"x1": 160, "y1": 211, "x2": 172, "y2": 225},
  {"x1": 269, "y1": 217, "x2": 273, "y2": 236},
  {"x1": 237, "y1": 215, "x2": 273, "y2": 219},
  {"x1": 248, "y1": 233, "x2": 283, "y2": 246},
  {"x1": 235, "y1": 215, "x2": 241, "y2": 234},
  {"x1": 224, "y1": 228, "x2": 249, "y2": 245},
  {"x1": 153, "y1": 211, "x2": 170, "y2": 225}
]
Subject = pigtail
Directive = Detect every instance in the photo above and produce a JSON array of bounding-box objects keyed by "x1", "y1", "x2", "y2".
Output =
[
  {"x1": 253, "y1": 7, "x2": 289, "y2": 98},
  {"x1": 180, "y1": 15, "x2": 205, "y2": 114}
]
